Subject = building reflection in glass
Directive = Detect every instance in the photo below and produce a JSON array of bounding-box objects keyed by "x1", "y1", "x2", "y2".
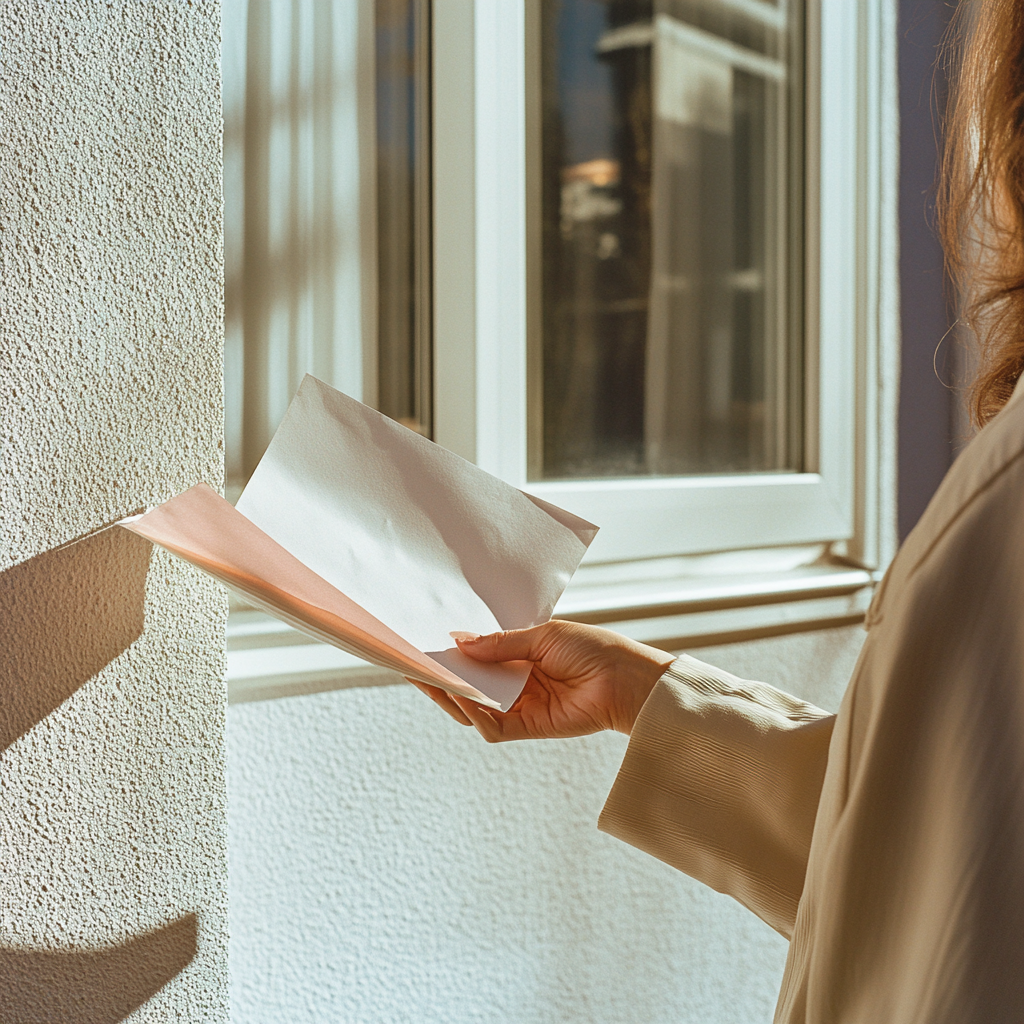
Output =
[{"x1": 538, "y1": 0, "x2": 804, "y2": 480}]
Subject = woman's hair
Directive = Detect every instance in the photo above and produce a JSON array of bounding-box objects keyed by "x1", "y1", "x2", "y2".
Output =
[{"x1": 939, "y1": 0, "x2": 1024, "y2": 425}]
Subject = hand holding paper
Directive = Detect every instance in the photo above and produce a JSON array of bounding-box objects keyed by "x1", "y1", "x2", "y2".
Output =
[
  {"x1": 122, "y1": 376, "x2": 597, "y2": 711},
  {"x1": 416, "y1": 620, "x2": 675, "y2": 740}
]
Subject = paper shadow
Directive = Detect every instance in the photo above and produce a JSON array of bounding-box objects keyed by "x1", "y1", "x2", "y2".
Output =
[
  {"x1": 0, "y1": 527, "x2": 151, "y2": 752},
  {"x1": 0, "y1": 913, "x2": 197, "y2": 1024}
]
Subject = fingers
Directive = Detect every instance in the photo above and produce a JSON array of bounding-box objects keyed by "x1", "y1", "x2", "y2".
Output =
[
  {"x1": 411, "y1": 679, "x2": 534, "y2": 743},
  {"x1": 451, "y1": 622, "x2": 554, "y2": 664},
  {"x1": 450, "y1": 694, "x2": 507, "y2": 742},
  {"x1": 407, "y1": 676, "x2": 525, "y2": 742},
  {"x1": 406, "y1": 679, "x2": 473, "y2": 726}
]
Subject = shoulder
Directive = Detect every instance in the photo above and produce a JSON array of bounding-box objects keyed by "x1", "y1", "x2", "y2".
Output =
[
  {"x1": 867, "y1": 396, "x2": 1024, "y2": 628},
  {"x1": 915, "y1": 396, "x2": 1024, "y2": 559}
]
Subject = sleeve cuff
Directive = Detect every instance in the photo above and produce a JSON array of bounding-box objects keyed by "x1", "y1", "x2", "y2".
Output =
[{"x1": 598, "y1": 655, "x2": 835, "y2": 939}]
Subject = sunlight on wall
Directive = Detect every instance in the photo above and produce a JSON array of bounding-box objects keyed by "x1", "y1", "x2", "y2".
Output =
[
  {"x1": 228, "y1": 627, "x2": 863, "y2": 1024},
  {"x1": 0, "y1": 2, "x2": 227, "y2": 1018}
]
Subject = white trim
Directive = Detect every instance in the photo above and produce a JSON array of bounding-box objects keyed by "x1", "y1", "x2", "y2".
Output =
[
  {"x1": 432, "y1": 0, "x2": 531, "y2": 480},
  {"x1": 854, "y1": 0, "x2": 900, "y2": 570},
  {"x1": 532, "y1": 472, "x2": 846, "y2": 563},
  {"x1": 559, "y1": 555, "x2": 871, "y2": 621},
  {"x1": 473, "y1": 1, "x2": 529, "y2": 483},
  {"x1": 433, "y1": 0, "x2": 897, "y2": 567},
  {"x1": 226, "y1": 562, "x2": 873, "y2": 704},
  {"x1": 815, "y1": 0, "x2": 858, "y2": 515},
  {"x1": 600, "y1": 589, "x2": 871, "y2": 647}
]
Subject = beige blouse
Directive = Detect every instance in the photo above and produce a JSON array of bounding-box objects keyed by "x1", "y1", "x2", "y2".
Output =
[{"x1": 600, "y1": 381, "x2": 1024, "y2": 1021}]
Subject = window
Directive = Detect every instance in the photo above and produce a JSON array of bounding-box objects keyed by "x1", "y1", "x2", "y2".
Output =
[
  {"x1": 437, "y1": 0, "x2": 896, "y2": 557},
  {"x1": 375, "y1": 0, "x2": 433, "y2": 437},
  {"x1": 223, "y1": 0, "x2": 429, "y2": 493},
  {"x1": 223, "y1": 0, "x2": 898, "y2": 701},
  {"x1": 537, "y1": 0, "x2": 804, "y2": 482}
]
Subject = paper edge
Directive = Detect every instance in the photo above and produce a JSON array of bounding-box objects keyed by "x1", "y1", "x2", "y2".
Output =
[{"x1": 119, "y1": 486, "x2": 506, "y2": 711}]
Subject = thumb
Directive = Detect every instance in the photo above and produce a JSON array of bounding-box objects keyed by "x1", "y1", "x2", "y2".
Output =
[{"x1": 451, "y1": 624, "x2": 551, "y2": 663}]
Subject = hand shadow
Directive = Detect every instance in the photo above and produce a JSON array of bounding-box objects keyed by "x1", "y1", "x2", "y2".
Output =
[
  {"x1": 0, "y1": 527, "x2": 151, "y2": 752},
  {"x1": 0, "y1": 914, "x2": 197, "y2": 1024}
]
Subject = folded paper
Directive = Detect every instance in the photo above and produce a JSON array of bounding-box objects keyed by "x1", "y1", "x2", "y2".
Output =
[{"x1": 122, "y1": 375, "x2": 598, "y2": 710}]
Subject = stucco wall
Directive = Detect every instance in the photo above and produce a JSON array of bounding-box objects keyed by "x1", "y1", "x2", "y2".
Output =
[
  {"x1": 228, "y1": 625, "x2": 864, "y2": 1024},
  {"x1": 0, "y1": 3, "x2": 228, "y2": 1020}
]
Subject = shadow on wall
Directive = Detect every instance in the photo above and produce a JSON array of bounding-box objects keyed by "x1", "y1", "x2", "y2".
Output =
[
  {"x1": 0, "y1": 527, "x2": 151, "y2": 752},
  {"x1": 0, "y1": 914, "x2": 198, "y2": 1024},
  {"x1": 0, "y1": 530, "x2": 198, "y2": 1019},
  {"x1": 225, "y1": 0, "x2": 355, "y2": 481}
]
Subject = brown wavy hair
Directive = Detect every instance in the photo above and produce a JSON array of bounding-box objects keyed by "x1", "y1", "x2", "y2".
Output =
[{"x1": 939, "y1": 0, "x2": 1024, "y2": 425}]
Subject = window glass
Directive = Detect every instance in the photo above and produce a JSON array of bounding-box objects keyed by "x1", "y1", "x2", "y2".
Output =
[
  {"x1": 536, "y1": 0, "x2": 804, "y2": 479},
  {"x1": 376, "y1": 0, "x2": 433, "y2": 437},
  {"x1": 224, "y1": 0, "x2": 367, "y2": 491}
]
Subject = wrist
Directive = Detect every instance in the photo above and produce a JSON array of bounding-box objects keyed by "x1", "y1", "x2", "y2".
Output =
[{"x1": 610, "y1": 641, "x2": 675, "y2": 735}]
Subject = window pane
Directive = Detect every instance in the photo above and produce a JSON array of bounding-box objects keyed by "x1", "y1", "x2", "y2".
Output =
[
  {"x1": 535, "y1": 0, "x2": 803, "y2": 480},
  {"x1": 376, "y1": 0, "x2": 433, "y2": 438}
]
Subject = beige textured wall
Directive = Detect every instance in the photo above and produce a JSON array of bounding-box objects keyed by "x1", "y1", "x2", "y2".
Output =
[{"x1": 0, "y1": 3, "x2": 227, "y2": 1021}]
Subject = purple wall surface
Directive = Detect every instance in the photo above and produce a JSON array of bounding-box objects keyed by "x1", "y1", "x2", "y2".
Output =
[{"x1": 897, "y1": 0, "x2": 957, "y2": 541}]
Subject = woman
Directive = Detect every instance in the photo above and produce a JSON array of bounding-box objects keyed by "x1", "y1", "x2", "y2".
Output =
[{"x1": 417, "y1": 2, "x2": 1024, "y2": 1019}]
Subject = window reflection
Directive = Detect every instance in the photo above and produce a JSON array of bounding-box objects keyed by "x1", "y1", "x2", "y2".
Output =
[
  {"x1": 376, "y1": 0, "x2": 433, "y2": 438},
  {"x1": 223, "y1": 0, "x2": 372, "y2": 493},
  {"x1": 537, "y1": 0, "x2": 804, "y2": 479},
  {"x1": 223, "y1": 0, "x2": 431, "y2": 498}
]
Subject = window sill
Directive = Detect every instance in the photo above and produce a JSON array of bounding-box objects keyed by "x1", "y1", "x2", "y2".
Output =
[{"x1": 226, "y1": 548, "x2": 874, "y2": 704}]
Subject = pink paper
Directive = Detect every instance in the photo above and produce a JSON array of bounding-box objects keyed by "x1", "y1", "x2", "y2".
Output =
[{"x1": 122, "y1": 376, "x2": 598, "y2": 711}]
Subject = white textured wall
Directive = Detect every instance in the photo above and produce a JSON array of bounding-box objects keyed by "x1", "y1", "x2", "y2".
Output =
[
  {"x1": 0, "y1": 3, "x2": 227, "y2": 1020},
  {"x1": 228, "y1": 626, "x2": 864, "y2": 1024}
]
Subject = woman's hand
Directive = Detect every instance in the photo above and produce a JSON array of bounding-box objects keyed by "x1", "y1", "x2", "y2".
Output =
[{"x1": 409, "y1": 620, "x2": 675, "y2": 742}]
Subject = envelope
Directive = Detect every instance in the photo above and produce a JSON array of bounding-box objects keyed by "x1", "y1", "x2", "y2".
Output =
[{"x1": 122, "y1": 375, "x2": 598, "y2": 710}]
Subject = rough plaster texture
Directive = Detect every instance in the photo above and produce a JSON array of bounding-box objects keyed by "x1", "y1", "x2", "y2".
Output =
[
  {"x1": 0, "y1": 3, "x2": 228, "y2": 1020},
  {"x1": 228, "y1": 626, "x2": 865, "y2": 1023}
]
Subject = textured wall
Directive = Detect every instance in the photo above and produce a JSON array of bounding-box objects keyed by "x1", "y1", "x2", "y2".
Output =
[
  {"x1": 0, "y1": 3, "x2": 228, "y2": 1020},
  {"x1": 228, "y1": 626, "x2": 864, "y2": 1024}
]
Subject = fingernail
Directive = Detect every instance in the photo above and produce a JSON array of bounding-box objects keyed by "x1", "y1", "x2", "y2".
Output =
[{"x1": 450, "y1": 631, "x2": 482, "y2": 644}]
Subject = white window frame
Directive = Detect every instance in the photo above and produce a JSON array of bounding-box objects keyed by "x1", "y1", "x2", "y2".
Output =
[
  {"x1": 227, "y1": 0, "x2": 899, "y2": 703},
  {"x1": 434, "y1": 0, "x2": 897, "y2": 570}
]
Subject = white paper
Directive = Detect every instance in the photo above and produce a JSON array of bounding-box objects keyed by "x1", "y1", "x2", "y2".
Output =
[{"x1": 129, "y1": 376, "x2": 597, "y2": 711}]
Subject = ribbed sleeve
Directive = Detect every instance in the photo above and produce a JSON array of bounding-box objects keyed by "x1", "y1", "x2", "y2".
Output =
[{"x1": 598, "y1": 655, "x2": 835, "y2": 939}]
